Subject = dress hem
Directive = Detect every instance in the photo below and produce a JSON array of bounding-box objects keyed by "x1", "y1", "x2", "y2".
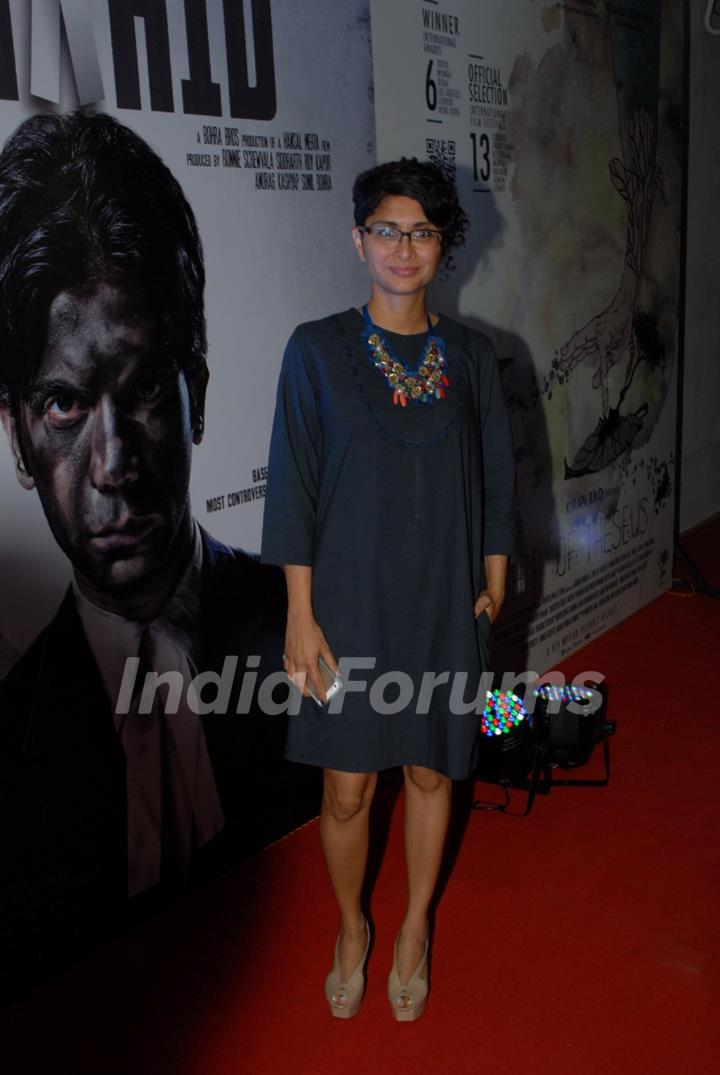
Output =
[{"x1": 284, "y1": 749, "x2": 472, "y2": 782}]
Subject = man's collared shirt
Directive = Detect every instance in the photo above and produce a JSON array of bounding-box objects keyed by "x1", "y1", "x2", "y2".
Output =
[{"x1": 74, "y1": 522, "x2": 225, "y2": 896}]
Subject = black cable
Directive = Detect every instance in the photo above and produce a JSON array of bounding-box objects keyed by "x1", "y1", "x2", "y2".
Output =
[
  {"x1": 472, "y1": 781, "x2": 533, "y2": 817},
  {"x1": 471, "y1": 782, "x2": 511, "y2": 813},
  {"x1": 673, "y1": 539, "x2": 720, "y2": 597}
]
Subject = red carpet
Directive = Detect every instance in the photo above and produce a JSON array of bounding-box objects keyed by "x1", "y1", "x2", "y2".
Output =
[{"x1": 1, "y1": 519, "x2": 718, "y2": 1075}]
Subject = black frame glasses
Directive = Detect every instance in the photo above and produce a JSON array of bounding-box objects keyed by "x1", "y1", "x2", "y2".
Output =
[{"x1": 358, "y1": 224, "x2": 443, "y2": 245}]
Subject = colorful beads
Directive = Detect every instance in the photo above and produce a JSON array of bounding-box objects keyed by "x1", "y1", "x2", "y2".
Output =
[{"x1": 363, "y1": 305, "x2": 450, "y2": 406}]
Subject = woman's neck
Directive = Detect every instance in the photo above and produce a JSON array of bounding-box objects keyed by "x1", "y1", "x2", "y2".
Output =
[{"x1": 365, "y1": 293, "x2": 434, "y2": 334}]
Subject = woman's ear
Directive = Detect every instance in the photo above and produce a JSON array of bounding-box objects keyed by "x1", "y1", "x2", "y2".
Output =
[{"x1": 352, "y1": 226, "x2": 367, "y2": 263}]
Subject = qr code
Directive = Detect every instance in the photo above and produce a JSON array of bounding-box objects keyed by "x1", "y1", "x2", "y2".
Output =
[{"x1": 425, "y1": 138, "x2": 456, "y2": 182}]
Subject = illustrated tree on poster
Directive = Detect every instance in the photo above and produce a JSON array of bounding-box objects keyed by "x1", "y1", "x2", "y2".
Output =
[{"x1": 547, "y1": 0, "x2": 667, "y2": 479}]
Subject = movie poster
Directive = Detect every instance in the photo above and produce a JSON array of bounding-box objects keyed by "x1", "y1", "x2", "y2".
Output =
[
  {"x1": 0, "y1": 0, "x2": 374, "y2": 1005},
  {"x1": 370, "y1": 0, "x2": 682, "y2": 674}
]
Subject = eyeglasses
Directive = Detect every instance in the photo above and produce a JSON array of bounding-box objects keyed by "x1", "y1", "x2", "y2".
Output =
[{"x1": 358, "y1": 224, "x2": 443, "y2": 245}]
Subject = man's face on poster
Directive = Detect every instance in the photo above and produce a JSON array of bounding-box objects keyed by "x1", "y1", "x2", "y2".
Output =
[{"x1": 6, "y1": 282, "x2": 204, "y2": 599}]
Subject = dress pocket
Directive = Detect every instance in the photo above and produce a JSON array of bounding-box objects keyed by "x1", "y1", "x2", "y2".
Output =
[{"x1": 475, "y1": 609, "x2": 492, "y2": 669}]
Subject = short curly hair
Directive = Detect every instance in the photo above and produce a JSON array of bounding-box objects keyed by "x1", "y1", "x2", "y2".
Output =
[{"x1": 352, "y1": 157, "x2": 469, "y2": 255}]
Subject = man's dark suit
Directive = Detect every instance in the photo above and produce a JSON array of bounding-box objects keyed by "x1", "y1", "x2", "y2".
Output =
[{"x1": 0, "y1": 529, "x2": 320, "y2": 1006}]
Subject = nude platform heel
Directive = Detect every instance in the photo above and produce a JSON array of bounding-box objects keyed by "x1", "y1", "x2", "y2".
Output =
[
  {"x1": 387, "y1": 935, "x2": 429, "y2": 1022},
  {"x1": 324, "y1": 919, "x2": 371, "y2": 1019}
]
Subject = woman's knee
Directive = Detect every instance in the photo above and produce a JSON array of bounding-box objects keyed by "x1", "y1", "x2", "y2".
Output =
[
  {"x1": 323, "y1": 770, "x2": 376, "y2": 823},
  {"x1": 404, "y1": 764, "x2": 449, "y2": 794}
]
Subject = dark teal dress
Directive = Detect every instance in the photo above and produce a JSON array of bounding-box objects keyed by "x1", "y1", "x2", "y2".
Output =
[{"x1": 261, "y1": 308, "x2": 521, "y2": 779}]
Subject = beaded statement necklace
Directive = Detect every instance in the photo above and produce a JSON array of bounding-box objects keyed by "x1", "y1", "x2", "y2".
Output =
[{"x1": 362, "y1": 305, "x2": 450, "y2": 407}]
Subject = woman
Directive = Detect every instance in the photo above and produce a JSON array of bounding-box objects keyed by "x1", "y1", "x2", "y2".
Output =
[{"x1": 261, "y1": 159, "x2": 520, "y2": 1021}]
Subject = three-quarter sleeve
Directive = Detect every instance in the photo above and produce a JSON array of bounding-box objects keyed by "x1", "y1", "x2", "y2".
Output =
[
  {"x1": 478, "y1": 341, "x2": 523, "y2": 558},
  {"x1": 261, "y1": 328, "x2": 322, "y2": 567}
]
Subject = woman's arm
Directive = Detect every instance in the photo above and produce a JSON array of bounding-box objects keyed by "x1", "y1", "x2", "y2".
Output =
[
  {"x1": 284, "y1": 564, "x2": 337, "y2": 700},
  {"x1": 262, "y1": 331, "x2": 336, "y2": 697},
  {"x1": 474, "y1": 553, "x2": 508, "y2": 623},
  {"x1": 473, "y1": 335, "x2": 521, "y2": 622},
  {"x1": 262, "y1": 329, "x2": 321, "y2": 569}
]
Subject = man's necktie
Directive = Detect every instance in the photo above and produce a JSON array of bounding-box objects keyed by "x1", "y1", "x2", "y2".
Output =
[{"x1": 122, "y1": 623, "x2": 224, "y2": 897}]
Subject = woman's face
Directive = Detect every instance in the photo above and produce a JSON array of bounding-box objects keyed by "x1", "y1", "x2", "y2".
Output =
[{"x1": 352, "y1": 195, "x2": 443, "y2": 302}]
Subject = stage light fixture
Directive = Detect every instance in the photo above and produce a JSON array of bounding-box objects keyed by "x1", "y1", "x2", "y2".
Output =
[
  {"x1": 476, "y1": 689, "x2": 534, "y2": 787},
  {"x1": 480, "y1": 689, "x2": 530, "y2": 737},
  {"x1": 532, "y1": 682, "x2": 616, "y2": 771},
  {"x1": 474, "y1": 681, "x2": 616, "y2": 816}
]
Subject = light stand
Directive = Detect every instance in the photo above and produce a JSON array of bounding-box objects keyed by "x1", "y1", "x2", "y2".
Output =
[{"x1": 473, "y1": 682, "x2": 616, "y2": 816}]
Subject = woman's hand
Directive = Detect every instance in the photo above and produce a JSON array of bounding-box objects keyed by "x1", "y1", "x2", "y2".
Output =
[
  {"x1": 475, "y1": 554, "x2": 509, "y2": 624},
  {"x1": 283, "y1": 608, "x2": 338, "y2": 701},
  {"x1": 474, "y1": 588, "x2": 504, "y2": 624}
]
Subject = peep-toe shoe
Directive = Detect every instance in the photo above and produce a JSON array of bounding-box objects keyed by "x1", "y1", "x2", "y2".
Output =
[
  {"x1": 324, "y1": 919, "x2": 370, "y2": 1019},
  {"x1": 387, "y1": 934, "x2": 429, "y2": 1022}
]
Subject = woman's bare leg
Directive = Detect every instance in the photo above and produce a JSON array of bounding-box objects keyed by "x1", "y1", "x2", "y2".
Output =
[
  {"x1": 396, "y1": 765, "x2": 452, "y2": 987},
  {"x1": 320, "y1": 768, "x2": 377, "y2": 980}
]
